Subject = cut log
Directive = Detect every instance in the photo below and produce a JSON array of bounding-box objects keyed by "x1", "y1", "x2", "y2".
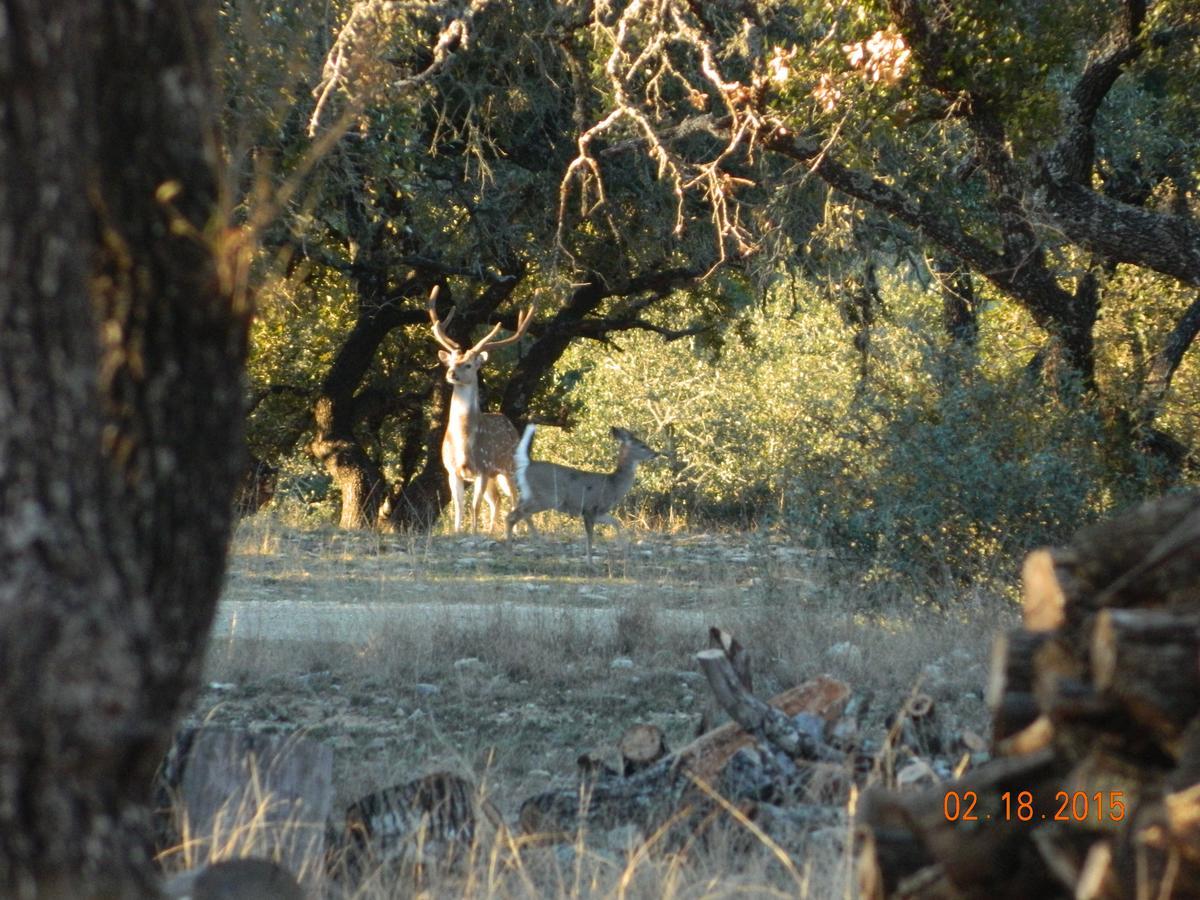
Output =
[
  {"x1": 1166, "y1": 782, "x2": 1200, "y2": 854},
  {"x1": 520, "y1": 672, "x2": 850, "y2": 841},
  {"x1": 164, "y1": 729, "x2": 333, "y2": 884},
  {"x1": 333, "y1": 772, "x2": 478, "y2": 879},
  {"x1": 898, "y1": 693, "x2": 940, "y2": 757},
  {"x1": 987, "y1": 629, "x2": 1054, "y2": 742},
  {"x1": 675, "y1": 675, "x2": 850, "y2": 785},
  {"x1": 696, "y1": 648, "x2": 843, "y2": 763},
  {"x1": 1089, "y1": 608, "x2": 1200, "y2": 750},
  {"x1": 990, "y1": 693, "x2": 1042, "y2": 748},
  {"x1": 1088, "y1": 501, "x2": 1200, "y2": 610},
  {"x1": 1063, "y1": 491, "x2": 1200, "y2": 618},
  {"x1": 856, "y1": 749, "x2": 1069, "y2": 898},
  {"x1": 1075, "y1": 840, "x2": 1118, "y2": 900},
  {"x1": 859, "y1": 492, "x2": 1200, "y2": 898},
  {"x1": 1022, "y1": 548, "x2": 1076, "y2": 631},
  {"x1": 709, "y1": 626, "x2": 752, "y2": 692},
  {"x1": 994, "y1": 714, "x2": 1054, "y2": 757},
  {"x1": 1029, "y1": 639, "x2": 1122, "y2": 763},
  {"x1": 518, "y1": 751, "x2": 688, "y2": 839},
  {"x1": 618, "y1": 724, "x2": 669, "y2": 776}
]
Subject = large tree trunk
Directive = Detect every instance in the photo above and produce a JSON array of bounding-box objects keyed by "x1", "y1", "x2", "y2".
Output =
[
  {"x1": 308, "y1": 297, "x2": 428, "y2": 528},
  {"x1": 381, "y1": 387, "x2": 451, "y2": 530},
  {"x1": 0, "y1": 1, "x2": 246, "y2": 896}
]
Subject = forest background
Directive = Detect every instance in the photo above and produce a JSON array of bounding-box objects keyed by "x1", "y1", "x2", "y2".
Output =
[{"x1": 236, "y1": 0, "x2": 1199, "y2": 595}]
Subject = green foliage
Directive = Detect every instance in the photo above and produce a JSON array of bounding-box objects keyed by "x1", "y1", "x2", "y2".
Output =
[
  {"x1": 538, "y1": 279, "x2": 1144, "y2": 587},
  {"x1": 221, "y1": 0, "x2": 1198, "y2": 546}
]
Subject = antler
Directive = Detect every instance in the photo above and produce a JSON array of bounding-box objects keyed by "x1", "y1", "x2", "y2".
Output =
[
  {"x1": 428, "y1": 285, "x2": 536, "y2": 354},
  {"x1": 470, "y1": 300, "x2": 536, "y2": 353},
  {"x1": 427, "y1": 286, "x2": 461, "y2": 351}
]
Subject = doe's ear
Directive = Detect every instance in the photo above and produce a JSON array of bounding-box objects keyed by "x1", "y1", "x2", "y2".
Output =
[
  {"x1": 610, "y1": 426, "x2": 628, "y2": 441},
  {"x1": 438, "y1": 350, "x2": 453, "y2": 365}
]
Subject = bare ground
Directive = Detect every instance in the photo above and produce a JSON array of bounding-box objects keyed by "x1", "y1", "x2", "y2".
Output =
[{"x1": 179, "y1": 514, "x2": 1012, "y2": 893}]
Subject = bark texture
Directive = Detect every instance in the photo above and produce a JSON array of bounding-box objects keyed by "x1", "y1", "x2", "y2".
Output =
[{"x1": 0, "y1": 1, "x2": 245, "y2": 895}]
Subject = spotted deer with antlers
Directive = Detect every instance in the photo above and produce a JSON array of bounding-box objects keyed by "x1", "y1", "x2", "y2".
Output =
[{"x1": 428, "y1": 287, "x2": 534, "y2": 532}]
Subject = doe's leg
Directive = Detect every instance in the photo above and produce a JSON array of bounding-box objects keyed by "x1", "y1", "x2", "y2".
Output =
[
  {"x1": 448, "y1": 472, "x2": 466, "y2": 532},
  {"x1": 582, "y1": 512, "x2": 596, "y2": 564},
  {"x1": 505, "y1": 506, "x2": 523, "y2": 542}
]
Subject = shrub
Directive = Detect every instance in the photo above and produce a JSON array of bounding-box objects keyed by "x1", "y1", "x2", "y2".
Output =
[{"x1": 538, "y1": 284, "x2": 1147, "y2": 587}]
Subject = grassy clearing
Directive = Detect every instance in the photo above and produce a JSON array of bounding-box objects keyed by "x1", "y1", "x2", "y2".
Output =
[{"x1": 176, "y1": 510, "x2": 1016, "y2": 896}]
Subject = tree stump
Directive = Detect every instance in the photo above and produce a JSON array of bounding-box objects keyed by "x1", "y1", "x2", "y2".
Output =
[{"x1": 162, "y1": 729, "x2": 333, "y2": 885}]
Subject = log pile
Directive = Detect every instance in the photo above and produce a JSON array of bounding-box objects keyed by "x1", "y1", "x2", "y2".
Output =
[
  {"x1": 516, "y1": 628, "x2": 856, "y2": 848},
  {"x1": 857, "y1": 491, "x2": 1200, "y2": 899}
]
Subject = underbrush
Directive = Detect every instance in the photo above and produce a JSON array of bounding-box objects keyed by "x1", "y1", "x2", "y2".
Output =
[{"x1": 534, "y1": 293, "x2": 1170, "y2": 596}]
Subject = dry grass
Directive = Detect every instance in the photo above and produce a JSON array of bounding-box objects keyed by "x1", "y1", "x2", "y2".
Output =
[{"x1": 174, "y1": 510, "x2": 1015, "y2": 897}]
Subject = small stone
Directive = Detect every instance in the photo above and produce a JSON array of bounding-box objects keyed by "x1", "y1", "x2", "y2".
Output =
[
  {"x1": 826, "y1": 641, "x2": 863, "y2": 668},
  {"x1": 896, "y1": 758, "x2": 937, "y2": 787},
  {"x1": 610, "y1": 657, "x2": 635, "y2": 670},
  {"x1": 414, "y1": 683, "x2": 441, "y2": 697},
  {"x1": 790, "y1": 712, "x2": 826, "y2": 744}
]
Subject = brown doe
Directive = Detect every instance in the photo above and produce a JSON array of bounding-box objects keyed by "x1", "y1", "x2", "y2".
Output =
[
  {"x1": 506, "y1": 424, "x2": 658, "y2": 561},
  {"x1": 428, "y1": 287, "x2": 534, "y2": 531}
]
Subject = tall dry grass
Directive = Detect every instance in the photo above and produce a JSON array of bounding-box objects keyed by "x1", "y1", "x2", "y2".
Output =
[{"x1": 174, "y1": 512, "x2": 1012, "y2": 896}]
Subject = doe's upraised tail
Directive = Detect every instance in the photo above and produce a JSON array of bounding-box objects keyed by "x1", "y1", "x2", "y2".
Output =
[{"x1": 514, "y1": 424, "x2": 536, "y2": 498}]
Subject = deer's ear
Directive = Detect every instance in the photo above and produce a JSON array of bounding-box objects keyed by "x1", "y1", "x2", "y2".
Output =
[
  {"x1": 477, "y1": 350, "x2": 489, "y2": 363},
  {"x1": 438, "y1": 350, "x2": 452, "y2": 365},
  {"x1": 610, "y1": 426, "x2": 624, "y2": 440}
]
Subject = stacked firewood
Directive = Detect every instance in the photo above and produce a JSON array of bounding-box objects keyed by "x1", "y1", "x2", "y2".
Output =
[
  {"x1": 517, "y1": 628, "x2": 855, "y2": 848},
  {"x1": 857, "y1": 491, "x2": 1200, "y2": 899}
]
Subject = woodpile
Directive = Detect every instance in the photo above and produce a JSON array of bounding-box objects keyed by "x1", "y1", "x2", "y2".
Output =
[
  {"x1": 516, "y1": 627, "x2": 856, "y2": 849},
  {"x1": 857, "y1": 491, "x2": 1200, "y2": 899}
]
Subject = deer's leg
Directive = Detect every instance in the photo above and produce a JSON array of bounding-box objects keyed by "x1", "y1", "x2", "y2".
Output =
[
  {"x1": 495, "y1": 472, "x2": 515, "y2": 501},
  {"x1": 505, "y1": 506, "x2": 524, "y2": 541},
  {"x1": 506, "y1": 503, "x2": 540, "y2": 540},
  {"x1": 448, "y1": 471, "x2": 466, "y2": 532},
  {"x1": 468, "y1": 475, "x2": 487, "y2": 532},
  {"x1": 582, "y1": 512, "x2": 596, "y2": 563},
  {"x1": 597, "y1": 513, "x2": 628, "y2": 555},
  {"x1": 475, "y1": 480, "x2": 499, "y2": 535},
  {"x1": 491, "y1": 473, "x2": 515, "y2": 534}
]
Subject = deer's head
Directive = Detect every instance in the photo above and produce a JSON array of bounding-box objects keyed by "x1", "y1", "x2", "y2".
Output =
[
  {"x1": 428, "y1": 286, "x2": 535, "y2": 388},
  {"x1": 611, "y1": 427, "x2": 659, "y2": 463}
]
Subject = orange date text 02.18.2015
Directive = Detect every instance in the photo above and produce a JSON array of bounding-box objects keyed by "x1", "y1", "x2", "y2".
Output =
[{"x1": 942, "y1": 790, "x2": 1126, "y2": 823}]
